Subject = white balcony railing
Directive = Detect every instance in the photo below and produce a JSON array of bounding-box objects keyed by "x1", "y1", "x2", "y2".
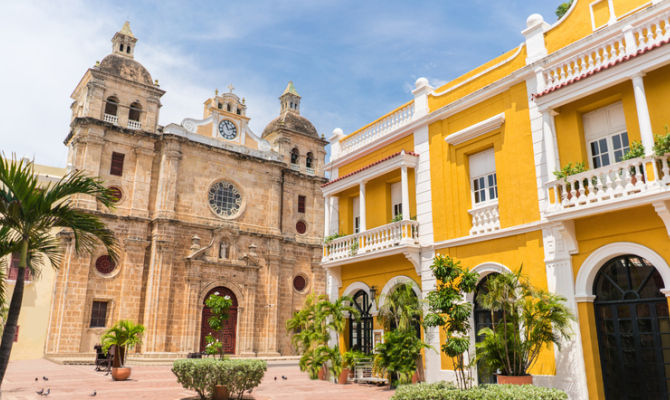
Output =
[
  {"x1": 544, "y1": 154, "x2": 670, "y2": 216},
  {"x1": 323, "y1": 220, "x2": 419, "y2": 263},
  {"x1": 103, "y1": 114, "x2": 118, "y2": 125},
  {"x1": 468, "y1": 202, "x2": 501, "y2": 235},
  {"x1": 127, "y1": 120, "x2": 141, "y2": 130},
  {"x1": 306, "y1": 167, "x2": 315, "y2": 175},
  {"x1": 339, "y1": 102, "x2": 415, "y2": 158},
  {"x1": 290, "y1": 163, "x2": 300, "y2": 171},
  {"x1": 540, "y1": 9, "x2": 670, "y2": 95}
]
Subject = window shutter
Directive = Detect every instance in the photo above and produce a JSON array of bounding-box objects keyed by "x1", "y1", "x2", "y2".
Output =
[
  {"x1": 110, "y1": 152, "x2": 125, "y2": 176},
  {"x1": 469, "y1": 148, "x2": 496, "y2": 178},
  {"x1": 298, "y1": 195, "x2": 306, "y2": 213}
]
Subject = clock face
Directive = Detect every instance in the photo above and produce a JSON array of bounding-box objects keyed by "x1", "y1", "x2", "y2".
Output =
[{"x1": 218, "y1": 120, "x2": 237, "y2": 140}]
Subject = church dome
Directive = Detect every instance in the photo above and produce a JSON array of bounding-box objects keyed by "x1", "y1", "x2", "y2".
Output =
[
  {"x1": 98, "y1": 54, "x2": 153, "y2": 86},
  {"x1": 262, "y1": 111, "x2": 318, "y2": 138}
]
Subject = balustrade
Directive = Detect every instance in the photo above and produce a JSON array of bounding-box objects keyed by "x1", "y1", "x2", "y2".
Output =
[
  {"x1": 127, "y1": 120, "x2": 141, "y2": 130},
  {"x1": 103, "y1": 114, "x2": 118, "y2": 125},
  {"x1": 468, "y1": 203, "x2": 501, "y2": 235}
]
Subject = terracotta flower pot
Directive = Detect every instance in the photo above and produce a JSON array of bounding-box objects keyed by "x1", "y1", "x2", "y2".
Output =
[
  {"x1": 111, "y1": 367, "x2": 131, "y2": 381},
  {"x1": 338, "y1": 368, "x2": 351, "y2": 384},
  {"x1": 497, "y1": 374, "x2": 533, "y2": 385},
  {"x1": 412, "y1": 371, "x2": 420, "y2": 384},
  {"x1": 318, "y1": 364, "x2": 328, "y2": 380},
  {"x1": 213, "y1": 384, "x2": 228, "y2": 400}
]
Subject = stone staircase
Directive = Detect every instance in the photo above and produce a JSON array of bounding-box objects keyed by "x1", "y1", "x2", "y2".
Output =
[{"x1": 45, "y1": 352, "x2": 300, "y2": 366}]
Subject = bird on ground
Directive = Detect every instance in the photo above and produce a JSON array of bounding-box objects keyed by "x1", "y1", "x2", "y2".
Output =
[
  {"x1": 42, "y1": 388, "x2": 51, "y2": 397},
  {"x1": 34, "y1": 377, "x2": 38, "y2": 382},
  {"x1": 36, "y1": 388, "x2": 44, "y2": 395},
  {"x1": 42, "y1": 376, "x2": 48, "y2": 381},
  {"x1": 282, "y1": 375, "x2": 287, "y2": 380},
  {"x1": 89, "y1": 390, "x2": 97, "y2": 397},
  {"x1": 274, "y1": 376, "x2": 277, "y2": 381}
]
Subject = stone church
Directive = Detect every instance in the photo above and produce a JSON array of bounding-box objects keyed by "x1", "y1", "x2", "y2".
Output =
[{"x1": 45, "y1": 22, "x2": 327, "y2": 358}]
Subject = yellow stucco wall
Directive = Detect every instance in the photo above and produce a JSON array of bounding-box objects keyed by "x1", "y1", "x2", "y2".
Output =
[
  {"x1": 429, "y1": 82, "x2": 539, "y2": 241},
  {"x1": 338, "y1": 134, "x2": 414, "y2": 176},
  {"x1": 435, "y1": 230, "x2": 556, "y2": 375}
]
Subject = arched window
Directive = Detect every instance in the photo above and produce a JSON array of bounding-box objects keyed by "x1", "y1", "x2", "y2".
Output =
[
  {"x1": 306, "y1": 152, "x2": 314, "y2": 169},
  {"x1": 227, "y1": 104, "x2": 231, "y2": 112},
  {"x1": 473, "y1": 273, "x2": 502, "y2": 384},
  {"x1": 128, "y1": 102, "x2": 142, "y2": 122},
  {"x1": 349, "y1": 290, "x2": 373, "y2": 354},
  {"x1": 126, "y1": 45, "x2": 131, "y2": 54},
  {"x1": 290, "y1": 148, "x2": 299, "y2": 165},
  {"x1": 104, "y1": 97, "x2": 119, "y2": 116},
  {"x1": 219, "y1": 241, "x2": 229, "y2": 259},
  {"x1": 119, "y1": 44, "x2": 124, "y2": 52}
]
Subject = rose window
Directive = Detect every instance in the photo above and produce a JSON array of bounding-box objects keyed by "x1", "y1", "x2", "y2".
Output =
[{"x1": 208, "y1": 181, "x2": 242, "y2": 217}]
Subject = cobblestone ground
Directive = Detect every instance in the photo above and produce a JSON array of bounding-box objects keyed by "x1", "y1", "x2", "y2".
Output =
[{"x1": 1, "y1": 359, "x2": 395, "y2": 400}]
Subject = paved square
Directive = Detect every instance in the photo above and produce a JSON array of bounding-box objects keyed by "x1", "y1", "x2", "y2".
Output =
[{"x1": 1, "y1": 359, "x2": 395, "y2": 400}]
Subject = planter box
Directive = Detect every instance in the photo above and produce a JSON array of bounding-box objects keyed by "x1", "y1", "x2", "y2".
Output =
[{"x1": 497, "y1": 375, "x2": 533, "y2": 385}]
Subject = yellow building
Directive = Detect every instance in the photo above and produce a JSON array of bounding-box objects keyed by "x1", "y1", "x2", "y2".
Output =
[
  {"x1": 1, "y1": 161, "x2": 65, "y2": 360},
  {"x1": 322, "y1": 1, "x2": 670, "y2": 399}
]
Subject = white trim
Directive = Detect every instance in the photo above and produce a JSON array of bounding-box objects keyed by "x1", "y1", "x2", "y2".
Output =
[
  {"x1": 322, "y1": 244, "x2": 421, "y2": 269},
  {"x1": 433, "y1": 220, "x2": 543, "y2": 249},
  {"x1": 575, "y1": 242, "x2": 670, "y2": 298},
  {"x1": 471, "y1": 262, "x2": 512, "y2": 278},
  {"x1": 321, "y1": 151, "x2": 419, "y2": 196},
  {"x1": 379, "y1": 275, "x2": 422, "y2": 305},
  {"x1": 342, "y1": 281, "x2": 371, "y2": 297},
  {"x1": 445, "y1": 113, "x2": 506, "y2": 146}
]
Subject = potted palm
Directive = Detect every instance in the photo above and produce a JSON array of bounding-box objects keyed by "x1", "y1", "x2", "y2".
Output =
[
  {"x1": 202, "y1": 292, "x2": 232, "y2": 400},
  {"x1": 340, "y1": 350, "x2": 363, "y2": 384},
  {"x1": 101, "y1": 320, "x2": 145, "y2": 381},
  {"x1": 475, "y1": 269, "x2": 574, "y2": 385}
]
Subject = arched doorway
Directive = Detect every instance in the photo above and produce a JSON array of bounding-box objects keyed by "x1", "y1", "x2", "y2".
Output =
[
  {"x1": 200, "y1": 287, "x2": 238, "y2": 354},
  {"x1": 594, "y1": 255, "x2": 670, "y2": 399},
  {"x1": 473, "y1": 273, "x2": 502, "y2": 385},
  {"x1": 349, "y1": 290, "x2": 373, "y2": 354}
]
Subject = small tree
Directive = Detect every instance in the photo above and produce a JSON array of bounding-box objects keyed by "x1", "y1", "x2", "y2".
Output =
[
  {"x1": 424, "y1": 255, "x2": 479, "y2": 390},
  {"x1": 203, "y1": 293, "x2": 233, "y2": 360},
  {"x1": 556, "y1": 0, "x2": 574, "y2": 19},
  {"x1": 101, "y1": 320, "x2": 145, "y2": 368}
]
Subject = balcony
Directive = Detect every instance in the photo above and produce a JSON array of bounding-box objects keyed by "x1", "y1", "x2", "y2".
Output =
[
  {"x1": 127, "y1": 120, "x2": 141, "y2": 130},
  {"x1": 468, "y1": 202, "x2": 501, "y2": 235},
  {"x1": 322, "y1": 220, "x2": 419, "y2": 266},
  {"x1": 103, "y1": 114, "x2": 118, "y2": 125},
  {"x1": 543, "y1": 154, "x2": 670, "y2": 219}
]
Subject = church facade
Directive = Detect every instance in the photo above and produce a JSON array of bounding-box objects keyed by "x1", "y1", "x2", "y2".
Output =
[{"x1": 45, "y1": 23, "x2": 327, "y2": 358}]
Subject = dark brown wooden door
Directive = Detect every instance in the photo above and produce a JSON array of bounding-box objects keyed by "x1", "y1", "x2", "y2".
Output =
[{"x1": 200, "y1": 287, "x2": 238, "y2": 354}]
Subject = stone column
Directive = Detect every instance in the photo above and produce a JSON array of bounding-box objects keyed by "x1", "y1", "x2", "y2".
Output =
[
  {"x1": 183, "y1": 259, "x2": 202, "y2": 353},
  {"x1": 130, "y1": 147, "x2": 154, "y2": 218},
  {"x1": 240, "y1": 280, "x2": 257, "y2": 356},
  {"x1": 142, "y1": 235, "x2": 175, "y2": 353},
  {"x1": 632, "y1": 74, "x2": 655, "y2": 155},
  {"x1": 155, "y1": 140, "x2": 181, "y2": 219},
  {"x1": 401, "y1": 164, "x2": 410, "y2": 221},
  {"x1": 117, "y1": 237, "x2": 149, "y2": 323}
]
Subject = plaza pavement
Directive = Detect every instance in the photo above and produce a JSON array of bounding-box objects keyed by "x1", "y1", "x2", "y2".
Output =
[{"x1": 1, "y1": 359, "x2": 395, "y2": 400}]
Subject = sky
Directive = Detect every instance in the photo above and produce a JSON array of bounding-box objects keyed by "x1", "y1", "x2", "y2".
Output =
[{"x1": 0, "y1": 0, "x2": 562, "y2": 167}]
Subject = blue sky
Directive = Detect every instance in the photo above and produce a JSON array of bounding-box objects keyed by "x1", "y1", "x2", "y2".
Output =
[{"x1": 0, "y1": 0, "x2": 561, "y2": 166}]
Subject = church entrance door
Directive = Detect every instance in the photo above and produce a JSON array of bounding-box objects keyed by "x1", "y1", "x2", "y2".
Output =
[{"x1": 200, "y1": 287, "x2": 238, "y2": 354}]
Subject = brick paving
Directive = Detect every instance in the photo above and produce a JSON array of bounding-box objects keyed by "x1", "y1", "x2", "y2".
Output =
[{"x1": 1, "y1": 359, "x2": 395, "y2": 400}]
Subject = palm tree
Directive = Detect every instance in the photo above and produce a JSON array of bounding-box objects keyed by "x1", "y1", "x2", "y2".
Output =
[
  {"x1": 101, "y1": 320, "x2": 145, "y2": 368},
  {"x1": 377, "y1": 283, "x2": 423, "y2": 334},
  {"x1": 0, "y1": 155, "x2": 118, "y2": 385}
]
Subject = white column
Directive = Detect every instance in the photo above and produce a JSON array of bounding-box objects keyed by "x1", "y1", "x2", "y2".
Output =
[
  {"x1": 632, "y1": 74, "x2": 655, "y2": 155},
  {"x1": 542, "y1": 110, "x2": 560, "y2": 179},
  {"x1": 359, "y1": 182, "x2": 366, "y2": 232},
  {"x1": 401, "y1": 165, "x2": 410, "y2": 220},
  {"x1": 324, "y1": 196, "x2": 331, "y2": 236}
]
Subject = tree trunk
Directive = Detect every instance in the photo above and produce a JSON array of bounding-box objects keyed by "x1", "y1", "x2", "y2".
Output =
[{"x1": 0, "y1": 240, "x2": 28, "y2": 386}]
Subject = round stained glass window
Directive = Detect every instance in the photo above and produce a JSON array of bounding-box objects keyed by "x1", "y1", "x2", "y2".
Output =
[
  {"x1": 108, "y1": 186, "x2": 122, "y2": 203},
  {"x1": 296, "y1": 221, "x2": 307, "y2": 234},
  {"x1": 293, "y1": 275, "x2": 306, "y2": 292},
  {"x1": 208, "y1": 181, "x2": 242, "y2": 217},
  {"x1": 95, "y1": 255, "x2": 116, "y2": 274}
]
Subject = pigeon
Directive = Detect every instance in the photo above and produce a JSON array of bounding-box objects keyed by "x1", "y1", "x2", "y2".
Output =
[
  {"x1": 36, "y1": 388, "x2": 44, "y2": 395},
  {"x1": 35, "y1": 377, "x2": 38, "y2": 382},
  {"x1": 282, "y1": 375, "x2": 287, "y2": 380},
  {"x1": 43, "y1": 376, "x2": 48, "y2": 381},
  {"x1": 90, "y1": 390, "x2": 97, "y2": 397},
  {"x1": 274, "y1": 376, "x2": 277, "y2": 381},
  {"x1": 42, "y1": 388, "x2": 51, "y2": 397}
]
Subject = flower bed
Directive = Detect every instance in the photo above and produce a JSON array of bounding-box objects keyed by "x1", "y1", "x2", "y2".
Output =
[
  {"x1": 172, "y1": 358, "x2": 267, "y2": 400},
  {"x1": 392, "y1": 382, "x2": 568, "y2": 400}
]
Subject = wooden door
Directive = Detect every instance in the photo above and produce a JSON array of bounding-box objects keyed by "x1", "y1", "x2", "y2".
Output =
[{"x1": 200, "y1": 287, "x2": 238, "y2": 354}]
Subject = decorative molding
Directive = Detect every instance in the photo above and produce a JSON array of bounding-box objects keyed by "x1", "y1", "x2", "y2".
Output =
[
  {"x1": 379, "y1": 276, "x2": 422, "y2": 304},
  {"x1": 653, "y1": 200, "x2": 670, "y2": 237},
  {"x1": 402, "y1": 248, "x2": 422, "y2": 277},
  {"x1": 575, "y1": 295, "x2": 597, "y2": 303},
  {"x1": 556, "y1": 220, "x2": 578, "y2": 254},
  {"x1": 433, "y1": 220, "x2": 543, "y2": 249},
  {"x1": 445, "y1": 113, "x2": 505, "y2": 145}
]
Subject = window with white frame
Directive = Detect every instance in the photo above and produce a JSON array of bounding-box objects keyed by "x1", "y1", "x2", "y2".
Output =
[
  {"x1": 469, "y1": 148, "x2": 497, "y2": 206},
  {"x1": 352, "y1": 196, "x2": 360, "y2": 234},
  {"x1": 391, "y1": 182, "x2": 402, "y2": 219},
  {"x1": 582, "y1": 102, "x2": 630, "y2": 169}
]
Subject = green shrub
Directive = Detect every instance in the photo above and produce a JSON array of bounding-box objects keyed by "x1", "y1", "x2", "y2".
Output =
[
  {"x1": 172, "y1": 358, "x2": 267, "y2": 400},
  {"x1": 654, "y1": 130, "x2": 670, "y2": 156},
  {"x1": 392, "y1": 382, "x2": 568, "y2": 400},
  {"x1": 622, "y1": 140, "x2": 645, "y2": 160}
]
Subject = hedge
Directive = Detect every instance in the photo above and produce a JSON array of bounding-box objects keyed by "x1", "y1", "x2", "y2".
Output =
[
  {"x1": 392, "y1": 382, "x2": 568, "y2": 400},
  {"x1": 172, "y1": 358, "x2": 267, "y2": 400}
]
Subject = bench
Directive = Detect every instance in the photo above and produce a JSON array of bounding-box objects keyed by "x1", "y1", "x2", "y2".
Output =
[{"x1": 352, "y1": 359, "x2": 388, "y2": 385}]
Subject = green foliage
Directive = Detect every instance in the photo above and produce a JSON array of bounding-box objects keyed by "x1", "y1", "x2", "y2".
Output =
[
  {"x1": 424, "y1": 255, "x2": 479, "y2": 389},
  {"x1": 286, "y1": 294, "x2": 358, "y2": 380},
  {"x1": 392, "y1": 381, "x2": 568, "y2": 400},
  {"x1": 475, "y1": 268, "x2": 574, "y2": 376},
  {"x1": 324, "y1": 233, "x2": 344, "y2": 243},
  {"x1": 377, "y1": 283, "x2": 423, "y2": 334},
  {"x1": 654, "y1": 128, "x2": 670, "y2": 156},
  {"x1": 555, "y1": 0, "x2": 574, "y2": 19},
  {"x1": 101, "y1": 320, "x2": 144, "y2": 368},
  {"x1": 172, "y1": 358, "x2": 267, "y2": 400},
  {"x1": 391, "y1": 214, "x2": 403, "y2": 222},
  {"x1": 553, "y1": 162, "x2": 586, "y2": 180},
  {"x1": 203, "y1": 293, "x2": 232, "y2": 360},
  {"x1": 373, "y1": 329, "x2": 429, "y2": 387},
  {"x1": 350, "y1": 240, "x2": 359, "y2": 255},
  {"x1": 623, "y1": 140, "x2": 646, "y2": 160},
  {"x1": 342, "y1": 349, "x2": 365, "y2": 369}
]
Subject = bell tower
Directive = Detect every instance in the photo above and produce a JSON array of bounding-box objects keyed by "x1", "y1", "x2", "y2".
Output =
[
  {"x1": 280, "y1": 81, "x2": 301, "y2": 114},
  {"x1": 111, "y1": 21, "x2": 137, "y2": 59}
]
